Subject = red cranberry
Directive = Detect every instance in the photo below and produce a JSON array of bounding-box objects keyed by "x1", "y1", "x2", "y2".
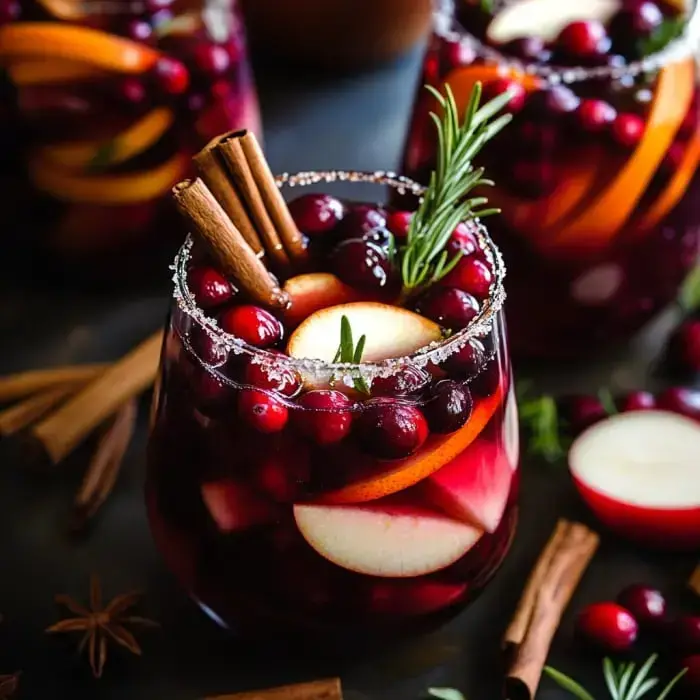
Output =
[
  {"x1": 440, "y1": 38, "x2": 476, "y2": 71},
  {"x1": 445, "y1": 338, "x2": 486, "y2": 378},
  {"x1": 188, "y1": 266, "x2": 233, "y2": 309},
  {"x1": 667, "y1": 319, "x2": 700, "y2": 373},
  {"x1": 416, "y1": 287, "x2": 480, "y2": 329},
  {"x1": 0, "y1": 0, "x2": 20, "y2": 22},
  {"x1": 618, "y1": 390, "x2": 656, "y2": 411},
  {"x1": 679, "y1": 654, "x2": 700, "y2": 695},
  {"x1": 220, "y1": 306, "x2": 283, "y2": 348},
  {"x1": 540, "y1": 85, "x2": 581, "y2": 116},
  {"x1": 614, "y1": 2, "x2": 663, "y2": 38},
  {"x1": 116, "y1": 77, "x2": 147, "y2": 105},
  {"x1": 503, "y1": 37, "x2": 549, "y2": 61},
  {"x1": 356, "y1": 398, "x2": 428, "y2": 459},
  {"x1": 125, "y1": 19, "x2": 153, "y2": 43},
  {"x1": 238, "y1": 389, "x2": 288, "y2": 433},
  {"x1": 335, "y1": 205, "x2": 386, "y2": 240},
  {"x1": 563, "y1": 395, "x2": 608, "y2": 434},
  {"x1": 243, "y1": 353, "x2": 301, "y2": 397},
  {"x1": 446, "y1": 222, "x2": 479, "y2": 257},
  {"x1": 362, "y1": 226, "x2": 393, "y2": 250},
  {"x1": 189, "y1": 326, "x2": 228, "y2": 367},
  {"x1": 153, "y1": 57, "x2": 190, "y2": 95},
  {"x1": 576, "y1": 99, "x2": 617, "y2": 133},
  {"x1": 191, "y1": 369, "x2": 233, "y2": 413},
  {"x1": 670, "y1": 616, "x2": 700, "y2": 655},
  {"x1": 253, "y1": 440, "x2": 310, "y2": 502},
  {"x1": 441, "y1": 257, "x2": 493, "y2": 300},
  {"x1": 386, "y1": 211, "x2": 413, "y2": 241},
  {"x1": 193, "y1": 44, "x2": 231, "y2": 77},
  {"x1": 424, "y1": 380, "x2": 473, "y2": 434},
  {"x1": 557, "y1": 20, "x2": 609, "y2": 57},
  {"x1": 329, "y1": 239, "x2": 397, "y2": 293},
  {"x1": 371, "y1": 366, "x2": 430, "y2": 397},
  {"x1": 295, "y1": 390, "x2": 353, "y2": 445},
  {"x1": 288, "y1": 193, "x2": 344, "y2": 236},
  {"x1": 483, "y1": 79, "x2": 526, "y2": 112},
  {"x1": 656, "y1": 387, "x2": 700, "y2": 422},
  {"x1": 470, "y1": 355, "x2": 501, "y2": 398},
  {"x1": 616, "y1": 584, "x2": 666, "y2": 627},
  {"x1": 612, "y1": 113, "x2": 645, "y2": 147},
  {"x1": 576, "y1": 602, "x2": 639, "y2": 652}
]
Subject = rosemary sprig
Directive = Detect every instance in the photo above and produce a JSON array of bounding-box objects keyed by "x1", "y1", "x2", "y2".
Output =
[
  {"x1": 544, "y1": 654, "x2": 687, "y2": 700},
  {"x1": 332, "y1": 315, "x2": 371, "y2": 395},
  {"x1": 517, "y1": 380, "x2": 566, "y2": 463},
  {"x1": 638, "y1": 16, "x2": 686, "y2": 58},
  {"x1": 397, "y1": 82, "x2": 513, "y2": 300},
  {"x1": 427, "y1": 688, "x2": 466, "y2": 700}
]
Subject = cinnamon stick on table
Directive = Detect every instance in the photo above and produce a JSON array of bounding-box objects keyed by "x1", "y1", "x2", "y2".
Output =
[
  {"x1": 205, "y1": 678, "x2": 342, "y2": 700},
  {"x1": 689, "y1": 564, "x2": 700, "y2": 596},
  {"x1": 0, "y1": 383, "x2": 78, "y2": 438},
  {"x1": 504, "y1": 519, "x2": 599, "y2": 700},
  {"x1": 0, "y1": 364, "x2": 105, "y2": 403}
]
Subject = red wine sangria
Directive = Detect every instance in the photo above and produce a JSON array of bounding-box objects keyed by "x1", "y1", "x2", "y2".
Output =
[
  {"x1": 402, "y1": 0, "x2": 700, "y2": 359},
  {"x1": 0, "y1": 0, "x2": 260, "y2": 279}
]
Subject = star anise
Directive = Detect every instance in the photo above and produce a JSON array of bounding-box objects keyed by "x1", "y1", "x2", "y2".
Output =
[
  {"x1": 0, "y1": 673, "x2": 20, "y2": 699},
  {"x1": 46, "y1": 574, "x2": 158, "y2": 678}
]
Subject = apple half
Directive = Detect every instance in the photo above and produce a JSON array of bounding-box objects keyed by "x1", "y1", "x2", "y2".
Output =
[
  {"x1": 282, "y1": 273, "x2": 363, "y2": 328},
  {"x1": 569, "y1": 410, "x2": 700, "y2": 550}
]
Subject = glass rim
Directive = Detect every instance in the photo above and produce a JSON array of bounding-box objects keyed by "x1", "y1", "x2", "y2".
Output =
[
  {"x1": 171, "y1": 169, "x2": 507, "y2": 384},
  {"x1": 434, "y1": 0, "x2": 700, "y2": 84}
]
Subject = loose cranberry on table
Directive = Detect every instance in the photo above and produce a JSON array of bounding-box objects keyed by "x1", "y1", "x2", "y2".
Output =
[
  {"x1": 416, "y1": 287, "x2": 480, "y2": 329},
  {"x1": 616, "y1": 584, "x2": 666, "y2": 627},
  {"x1": 424, "y1": 380, "x2": 473, "y2": 434},
  {"x1": 288, "y1": 194, "x2": 345, "y2": 236},
  {"x1": 656, "y1": 387, "x2": 700, "y2": 421},
  {"x1": 441, "y1": 256, "x2": 493, "y2": 300},
  {"x1": 329, "y1": 239, "x2": 397, "y2": 293},
  {"x1": 188, "y1": 266, "x2": 234, "y2": 308},
  {"x1": 238, "y1": 388, "x2": 289, "y2": 434},
  {"x1": 371, "y1": 365, "x2": 430, "y2": 397},
  {"x1": 561, "y1": 395, "x2": 608, "y2": 434},
  {"x1": 575, "y1": 601, "x2": 639, "y2": 653},
  {"x1": 355, "y1": 398, "x2": 428, "y2": 459},
  {"x1": 242, "y1": 353, "x2": 301, "y2": 397},
  {"x1": 294, "y1": 390, "x2": 353, "y2": 445},
  {"x1": 666, "y1": 319, "x2": 700, "y2": 373},
  {"x1": 219, "y1": 305, "x2": 283, "y2": 348}
]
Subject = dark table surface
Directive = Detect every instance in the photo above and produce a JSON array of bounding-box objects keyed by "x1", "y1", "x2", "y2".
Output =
[{"x1": 0, "y1": 42, "x2": 696, "y2": 700}]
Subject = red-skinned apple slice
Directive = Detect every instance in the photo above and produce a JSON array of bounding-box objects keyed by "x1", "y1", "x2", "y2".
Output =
[
  {"x1": 201, "y1": 478, "x2": 277, "y2": 533},
  {"x1": 486, "y1": 0, "x2": 621, "y2": 44},
  {"x1": 282, "y1": 273, "x2": 363, "y2": 328},
  {"x1": 293, "y1": 499, "x2": 483, "y2": 577},
  {"x1": 287, "y1": 301, "x2": 442, "y2": 362},
  {"x1": 569, "y1": 410, "x2": 700, "y2": 550}
]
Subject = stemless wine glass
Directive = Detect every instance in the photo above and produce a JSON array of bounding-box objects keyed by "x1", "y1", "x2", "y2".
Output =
[
  {"x1": 402, "y1": 0, "x2": 700, "y2": 359},
  {"x1": 146, "y1": 171, "x2": 519, "y2": 642},
  {"x1": 0, "y1": 0, "x2": 260, "y2": 283}
]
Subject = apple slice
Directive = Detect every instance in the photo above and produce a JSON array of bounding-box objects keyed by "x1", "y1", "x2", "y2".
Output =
[
  {"x1": 287, "y1": 302, "x2": 442, "y2": 363},
  {"x1": 201, "y1": 478, "x2": 276, "y2": 533},
  {"x1": 293, "y1": 500, "x2": 483, "y2": 577},
  {"x1": 569, "y1": 410, "x2": 700, "y2": 550},
  {"x1": 487, "y1": 0, "x2": 621, "y2": 43},
  {"x1": 282, "y1": 273, "x2": 363, "y2": 328},
  {"x1": 423, "y1": 439, "x2": 512, "y2": 533},
  {"x1": 370, "y1": 580, "x2": 467, "y2": 615}
]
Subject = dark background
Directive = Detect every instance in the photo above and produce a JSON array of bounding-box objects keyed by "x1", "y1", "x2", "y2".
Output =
[{"x1": 0, "y1": 37, "x2": 696, "y2": 700}]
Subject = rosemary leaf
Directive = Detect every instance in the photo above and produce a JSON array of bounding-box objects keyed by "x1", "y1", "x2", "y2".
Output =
[
  {"x1": 428, "y1": 688, "x2": 466, "y2": 700},
  {"x1": 543, "y1": 666, "x2": 596, "y2": 700},
  {"x1": 655, "y1": 667, "x2": 687, "y2": 700}
]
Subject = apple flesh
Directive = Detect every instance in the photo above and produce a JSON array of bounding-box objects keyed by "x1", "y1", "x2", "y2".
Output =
[
  {"x1": 201, "y1": 478, "x2": 277, "y2": 533},
  {"x1": 293, "y1": 499, "x2": 483, "y2": 577},
  {"x1": 569, "y1": 410, "x2": 700, "y2": 550},
  {"x1": 282, "y1": 273, "x2": 362, "y2": 328},
  {"x1": 486, "y1": 0, "x2": 621, "y2": 44}
]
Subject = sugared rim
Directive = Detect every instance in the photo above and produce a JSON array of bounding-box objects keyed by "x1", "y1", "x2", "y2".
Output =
[
  {"x1": 434, "y1": 0, "x2": 700, "y2": 85},
  {"x1": 171, "y1": 170, "x2": 507, "y2": 384}
]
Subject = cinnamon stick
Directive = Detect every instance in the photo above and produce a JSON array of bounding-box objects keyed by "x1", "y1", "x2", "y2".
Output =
[
  {"x1": 0, "y1": 384, "x2": 77, "y2": 437},
  {"x1": 504, "y1": 520, "x2": 599, "y2": 700},
  {"x1": 237, "y1": 130, "x2": 308, "y2": 265},
  {"x1": 689, "y1": 564, "x2": 700, "y2": 597},
  {"x1": 31, "y1": 331, "x2": 163, "y2": 465},
  {"x1": 205, "y1": 678, "x2": 342, "y2": 700},
  {"x1": 0, "y1": 364, "x2": 105, "y2": 403},
  {"x1": 217, "y1": 132, "x2": 291, "y2": 272},
  {"x1": 194, "y1": 134, "x2": 264, "y2": 256},
  {"x1": 172, "y1": 178, "x2": 288, "y2": 310}
]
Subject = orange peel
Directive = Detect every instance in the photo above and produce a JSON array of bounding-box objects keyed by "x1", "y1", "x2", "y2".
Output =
[
  {"x1": 317, "y1": 385, "x2": 505, "y2": 505},
  {"x1": 8, "y1": 60, "x2": 105, "y2": 85}
]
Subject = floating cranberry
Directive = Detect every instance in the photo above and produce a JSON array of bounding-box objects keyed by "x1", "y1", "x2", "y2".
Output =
[
  {"x1": 445, "y1": 338, "x2": 486, "y2": 378},
  {"x1": 288, "y1": 193, "x2": 344, "y2": 236},
  {"x1": 670, "y1": 616, "x2": 700, "y2": 655},
  {"x1": 416, "y1": 287, "x2": 480, "y2": 330},
  {"x1": 446, "y1": 222, "x2": 479, "y2": 258},
  {"x1": 188, "y1": 266, "x2": 234, "y2": 308},
  {"x1": 386, "y1": 211, "x2": 413, "y2": 241},
  {"x1": 189, "y1": 326, "x2": 228, "y2": 367},
  {"x1": 679, "y1": 654, "x2": 700, "y2": 695},
  {"x1": 470, "y1": 356, "x2": 501, "y2": 398},
  {"x1": 424, "y1": 380, "x2": 473, "y2": 434},
  {"x1": 329, "y1": 239, "x2": 397, "y2": 293},
  {"x1": 503, "y1": 37, "x2": 549, "y2": 62},
  {"x1": 656, "y1": 387, "x2": 700, "y2": 421},
  {"x1": 440, "y1": 38, "x2": 476, "y2": 71},
  {"x1": 116, "y1": 77, "x2": 147, "y2": 105},
  {"x1": 191, "y1": 369, "x2": 233, "y2": 413},
  {"x1": 576, "y1": 602, "x2": 639, "y2": 652},
  {"x1": 441, "y1": 256, "x2": 493, "y2": 300},
  {"x1": 616, "y1": 584, "x2": 666, "y2": 627},
  {"x1": 576, "y1": 99, "x2": 617, "y2": 133},
  {"x1": 618, "y1": 390, "x2": 656, "y2": 412},
  {"x1": 612, "y1": 2, "x2": 663, "y2": 40},
  {"x1": 253, "y1": 441, "x2": 310, "y2": 502},
  {"x1": 356, "y1": 398, "x2": 428, "y2": 459},
  {"x1": 667, "y1": 319, "x2": 700, "y2": 373},
  {"x1": 125, "y1": 19, "x2": 153, "y2": 43},
  {"x1": 220, "y1": 305, "x2": 283, "y2": 348},
  {"x1": 243, "y1": 353, "x2": 301, "y2": 397},
  {"x1": 193, "y1": 44, "x2": 231, "y2": 77},
  {"x1": 153, "y1": 57, "x2": 190, "y2": 95},
  {"x1": 612, "y1": 113, "x2": 645, "y2": 148},
  {"x1": 371, "y1": 366, "x2": 430, "y2": 397},
  {"x1": 483, "y1": 79, "x2": 526, "y2": 112},
  {"x1": 295, "y1": 390, "x2": 353, "y2": 445},
  {"x1": 563, "y1": 395, "x2": 608, "y2": 434},
  {"x1": 238, "y1": 389, "x2": 288, "y2": 433},
  {"x1": 557, "y1": 20, "x2": 609, "y2": 58},
  {"x1": 538, "y1": 85, "x2": 581, "y2": 116},
  {"x1": 335, "y1": 205, "x2": 387, "y2": 240}
]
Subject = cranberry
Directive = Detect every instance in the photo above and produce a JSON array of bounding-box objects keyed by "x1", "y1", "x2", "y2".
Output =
[
  {"x1": 335, "y1": 205, "x2": 386, "y2": 240},
  {"x1": 612, "y1": 113, "x2": 645, "y2": 148},
  {"x1": 613, "y1": 2, "x2": 663, "y2": 39},
  {"x1": 576, "y1": 99, "x2": 617, "y2": 133},
  {"x1": 356, "y1": 398, "x2": 428, "y2": 459},
  {"x1": 253, "y1": 440, "x2": 310, "y2": 502},
  {"x1": 656, "y1": 387, "x2": 700, "y2": 421},
  {"x1": 557, "y1": 20, "x2": 609, "y2": 57},
  {"x1": 483, "y1": 79, "x2": 526, "y2": 112},
  {"x1": 667, "y1": 319, "x2": 700, "y2": 373},
  {"x1": 189, "y1": 326, "x2": 228, "y2": 367},
  {"x1": 144, "y1": 0, "x2": 173, "y2": 10},
  {"x1": 371, "y1": 366, "x2": 430, "y2": 397},
  {"x1": 618, "y1": 390, "x2": 656, "y2": 411},
  {"x1": 125, "y1": 19, "x2": 153, "y2": 43},
  {"x1": 0, "y1": 0, "x2": 20, "y2": 22},
  {"x1": 679, "y1": 654, "x2": 700, "y2": 695},
  {"x1": 503, "y1": 37, "x2": 549, "y2": 62},
  {"x1": 616, "y1": 585, "x2": 666, "y2": 627},
  {"x1": 416, "y1": 287, "x2": 480, "y2": 329},
  {"x1": 386, "y1": 211, "x2": 413, "y2": 241},
  {"x1": 295, "y1": 390, "x2": 353, "y2": 445},
  {"x1": 670, "y1": 616, "x2": 700, "y2": 655},
  {"x1": 188, "y1": 266, "x2": 233, "y2": 308},
  {"x1": 243, "y1": 353, "x2": 301, "y2": 397},
  {"x1": 424, "y1": 380, "x2": 473, "y2": 434},
  {"x1": 576, "y1": 602, "x2": 639, "y2": 652},
  {"x1": 441, "y1": 257, "x2": 493, "y2": 300},
  {"x1": 193, "y1": 44, "x2": 231, "y2": 77},
  {"x1": 440, "y1": 38, "x2": 476, "y2": 71},
  {"x1": 663, "y1": 142, "x2": 685, "y2": 173},
  {"x1": 563, "y1": 395, "x2": 608, "y2": 434},
  {"x1": 116, "y1": 77, "x2": 147, "y2": 105},
  {"x1": 329, "y1": 239, "x2": 397, "y2": 293},
  {"x1": 191, "y1": 369, "x2": 233, "y2": 413},
  {"x1": 219, "y1": 306, "x2": 283, "y2": 348},
  {"x1": 446, "y1": 222, "x2": 479, "y2": 258},
  {"x1": 153, "y1": 57, "x2": 190, "y2": 95},
  {"x1": 238, "y1": 389, "x2": 288, "y2": 433},
  {"x1": 445, "y1": 338, "x2": 486, "y2": 378},
  {"x1": 288, "y1": 193, "x2": 344, "y2": 236},
  {"x1": 470, "y1": 356, "x2": 501, "y2": 398}
]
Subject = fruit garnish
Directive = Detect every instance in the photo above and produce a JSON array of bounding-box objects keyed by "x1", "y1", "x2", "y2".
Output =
[
  {"x1": 638, "y1": 15, "x2": 686, "y2": 56},
  {"x1": 395, "y1": 83, "x2": 512, "y2": 301},
  {"x1": 282, "y1": 273, "x2": 362, "y2": 327},
  {"x1": 544, "y1": 653, "x2": 686, "y2": 700},
  {"x1": 331, "y1": 315, "x2": 370, "y2": 395}
]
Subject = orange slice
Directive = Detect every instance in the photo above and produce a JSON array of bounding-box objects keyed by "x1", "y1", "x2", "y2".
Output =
[
  {"x1": 8, "y1": 60, "x2": 105, "y2": 86},
  {"x1": 634, "y1": 131, "x2": 700, "y2": 237},
  {"x1": 28, "y1": 151, "x2": 187, "y2": 205},
  {"x1": 547, "y1": 57, "x2": 695, "y2": 251},
  {"x1": 36, "y1": 0, "x2": 86, "y2": 20},
  {"x1": 0, "y1": 24, "x2": 160, "y2": 74},
  {"x1": 318, "y1": 385, "x2": 505, "y2": 505},
  {"x1": 39, "y1": 108, "x2": 175, "y2": 169}
]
